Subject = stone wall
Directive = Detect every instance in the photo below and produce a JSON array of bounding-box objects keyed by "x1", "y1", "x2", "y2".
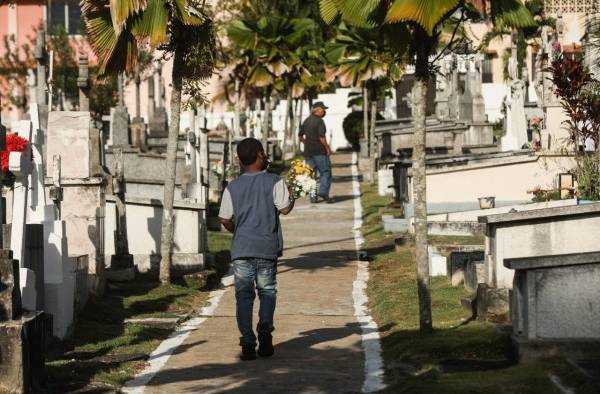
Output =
[{"x1": 424, "y1": 155, "x2": 575, "y2": 205}]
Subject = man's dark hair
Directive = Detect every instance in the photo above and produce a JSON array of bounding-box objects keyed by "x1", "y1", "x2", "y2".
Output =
[{"x1": 237, "y1": 138, "x2": 264, "y2": 166}]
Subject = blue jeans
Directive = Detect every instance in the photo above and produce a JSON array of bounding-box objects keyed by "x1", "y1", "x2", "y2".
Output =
[
  {"x1": 305, "y1": 155, "x2": 332, "y2": 197},
  {"x1": 233, "y1": 258, "x2": 277, "y2": 346}
]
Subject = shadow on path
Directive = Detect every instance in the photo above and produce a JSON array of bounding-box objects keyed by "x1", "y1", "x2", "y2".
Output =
[{"x1": 139, "y1": 324, "x2": 364, "y2": 394}]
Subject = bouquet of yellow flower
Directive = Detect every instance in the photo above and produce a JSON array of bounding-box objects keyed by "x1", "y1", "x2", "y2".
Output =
[{"x1": 287, "y1": 159, "x2": 317, "y2": 200}]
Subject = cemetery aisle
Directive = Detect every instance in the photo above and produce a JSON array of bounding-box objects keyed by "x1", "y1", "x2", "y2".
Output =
[{"x1": 141, "y1": 153, "x2": 366, "y2": 393}]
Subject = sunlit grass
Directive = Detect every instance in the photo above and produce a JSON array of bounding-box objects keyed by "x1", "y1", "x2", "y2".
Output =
[
  {"x1": 360, "y1": 182, "x2": 595, "y2": 393},
  {"x1": 45, "y1": 231, "x2": 231, "y2": 393}
]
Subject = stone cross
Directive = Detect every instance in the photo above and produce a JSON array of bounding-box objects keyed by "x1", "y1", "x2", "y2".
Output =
[
  {"x1": 77, "y1": 52, "x2": 90, "y2": 112},
  {"x1": 131, "y1": 64, "x2": 147, "y2": 149},
  {"x1": 9, "y1": 123, "x2": 34, "y2": 267},
  {"x1": 199, "y1": 110, "x2": 210, "y2": 189},
  {"x1": 34, "y1": 31, "x2": 47, "y2": 107},
  {"x1": 0, "y1": 250, "x2": 21, "y2": 321},
  {"x1": 149, "y1": 64, "x2": 169, "y2": 138},
  {"x1": 147, "y1": 75, "x2": 155, "y2": 120},
  {"x1": 157, "y1": 63, "x2": 165, "y2": 109},
  {"x1": 27, "y1": 104, "x2": 50, "y2": 223},
  {"x1": 49, "y1": 155, "x2": 62, "y2": 217},
  {"x1": 117, "y1": 72, "x2": 125, "y2": 107},
  {"x1": 110, "y1": 148, "x2": 133, "y2": 271},
  {"x1": 112, "y1": 74, "x2": 130, "y2": 147},
  {"x1": 470, "y1": 55, "x2": 486, "y2": 123},
  {"x1": 113, "y1": 148, "x2": 128, "y2": 253}
]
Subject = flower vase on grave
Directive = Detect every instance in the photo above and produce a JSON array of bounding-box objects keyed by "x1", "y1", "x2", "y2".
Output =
[{"x1": 0, "y1": 134, "x2": 30, "y2": 187}]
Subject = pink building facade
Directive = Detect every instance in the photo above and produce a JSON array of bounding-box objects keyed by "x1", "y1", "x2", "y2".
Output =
[{"x1": 0, "y1": 0, "x2": 91, "y2": 126}]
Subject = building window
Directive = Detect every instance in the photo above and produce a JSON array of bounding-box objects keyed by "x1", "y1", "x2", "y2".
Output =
[
  {"x1": 544, "y1": 0, "x2": 599, "y2": 13},
  {"x1": 482, "y1": 54, "x2": 494, "y2": 83},
  {"x1": 48, "y1": 0, "x2": 82, "y2": 35}
]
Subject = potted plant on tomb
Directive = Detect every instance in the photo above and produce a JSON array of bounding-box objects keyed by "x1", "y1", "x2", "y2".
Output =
[{"x1": 478, "y1": 196, "x2": 496, "y2": 210}]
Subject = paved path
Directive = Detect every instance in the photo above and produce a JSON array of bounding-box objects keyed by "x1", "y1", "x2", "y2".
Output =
[{"x1": 143, "y1": 153, "x2": 366, "y2": 393}]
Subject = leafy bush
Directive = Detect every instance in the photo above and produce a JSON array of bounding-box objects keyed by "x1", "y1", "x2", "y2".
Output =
[
  {"x1": 577, "y1": 153, "x2": 600, "y2": 200},
  {"x1": 550, "y1": 53, "x2": 600, "y2": 200},
  {"x1": 342, "y1": 111, "x2": 384, "y2": 150}
]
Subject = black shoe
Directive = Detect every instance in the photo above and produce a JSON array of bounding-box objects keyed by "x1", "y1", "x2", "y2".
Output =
[
  {"x1": 258, "y1": 333, "x2": 274, "y2": 358},
  {"x1": 240, "y1": 344, "x2": 256, "y2": 361}
]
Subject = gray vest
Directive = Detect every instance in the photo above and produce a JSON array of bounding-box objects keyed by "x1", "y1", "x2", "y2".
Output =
[{"x1": 227, "y1": 171, "x2": 283, "y2": 260}]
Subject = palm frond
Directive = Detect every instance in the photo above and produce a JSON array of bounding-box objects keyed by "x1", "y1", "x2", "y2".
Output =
[
  {"x1": 385, "y1": 0, "x2": 461, "y2": 35},
  {"x1": 109, "y1": 0, "x2": 147, "y2": 33},
  {"x1": 319, "y1": 0, "x2": 382, "y2": 27},
  {"x1": 130, "y1": 0, "x2": 169, "y2": 45},
  {"x1": 227, "y1": 20, "x2": 256, "y2": 49},
  {"x1": 247, "y1": 63, "x2": 274, "y2": 87},
  {"x1": 82, "y1": 0, "x2": 138, "y2": 75},
  {"x1": 491, "y1": 0, "x2": 536, "y2": 29},
  {"x1": 319, "y1": 0, "x2": 339, "y2": 24},
  {"x1": 173, "y1": 0, "x2": 205, "y2": 25}
]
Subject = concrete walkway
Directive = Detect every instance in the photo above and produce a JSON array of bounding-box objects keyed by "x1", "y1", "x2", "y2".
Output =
[{"x1": 142, "y1": 153, "x2": 367, "y2": 394}]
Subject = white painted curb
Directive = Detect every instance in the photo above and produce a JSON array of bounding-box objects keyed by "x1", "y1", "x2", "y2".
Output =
[
  {"x1": 351, "y1": 152, "x2": 386, "y2": 393},
  {"x1": 122, "y1": 273, "x2": 234, "y2": 394}
]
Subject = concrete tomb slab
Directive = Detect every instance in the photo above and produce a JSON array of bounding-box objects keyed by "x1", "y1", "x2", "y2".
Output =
[{"x1": 505, "y1": 251, "x2": 600, "y2": 361}]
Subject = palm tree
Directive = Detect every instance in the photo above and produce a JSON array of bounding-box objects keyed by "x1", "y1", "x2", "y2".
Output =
[
  {"x1": 227, "y1": 11, "x2": 316, "y2": 156},
  {"x1": 83, "y1": 0, "x2": 215, "y2": 284},
  {"x1": 325, "y1": 23, "x2": 401, "y2": 183},
  {"x1": 320, "y1": 0, "x2": 534, "y2": 332}
]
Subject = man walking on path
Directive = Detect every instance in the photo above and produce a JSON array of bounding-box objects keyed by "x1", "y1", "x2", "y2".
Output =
[
  {"x1": 299, "y1": 101, "x2": 333, "y2": 203},
  {"x1": 219, "y1": 138, "x2": 295, "y2": 361}
]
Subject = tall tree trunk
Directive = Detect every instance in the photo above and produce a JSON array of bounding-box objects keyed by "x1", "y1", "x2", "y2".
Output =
[
  {"x1": 369, "y1": 98, "x2": 377, "y2": 185},
  {"x1": 292, "y1": 98, "x2": 300, "y2": 154},
  {"x1": 282, "y1": 90, "x2": 293, "y2": 157},
  {"x1": 413, "y1": 44, "x2": 433, "y2": 332},
  {"x1": 363, "y1": 85, "x2": 369, "y2": 141},
  {"x1": 297, "y1": 99, "x2": 305, "y2": 155},
  {"x1": 135, "y1": 64, "x2": 141, "y2": 118},
  {"x1": 262, "y1": 90, "x2": 271, "y2": 153},
  {"x1": 233, "y1": 79, "x2": 241, "y2": 137},
  {"x1": 159, "y1": 52, "x2": 184, "y2": 285}
]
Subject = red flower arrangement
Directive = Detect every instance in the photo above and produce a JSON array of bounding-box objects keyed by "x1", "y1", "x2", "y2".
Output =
[{"x1": 1, "y1": 134, "x2": 30, "y2": 173}]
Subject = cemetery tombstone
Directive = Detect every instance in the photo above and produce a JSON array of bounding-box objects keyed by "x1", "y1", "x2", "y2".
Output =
[
  {"x1": 0, "y1": 248, "x2": 45, "y2": 394},
  {"x1": 131, "y1": 67, "x2": 147, "y2": 150},
  {"x1": 35, "y1": 30, "x2": 49, "y2": 133},
  {"x1": 77, "y1": 52, "x2": 90, "y2": 112},
  {"x1": 111, "y1": 73, "x2": 130, "y2": 147},
  {"x1": 149, "y1": 64, "x2": 169, "y2": 138},
  {"x1": 501, "y1": 32, "x2": 529, "y2": 151},
  {"x1": 109, "y1": 148, "x2": 134, "y2": 279},
  {"x1": 47, "y1": 111, "x2": 106, "y2": 295},
  {"x1": 0, "y1": 120, "x2": 45, "y2": 392},
  {"x1": 434, "y1": 59, "x2": 451, "y2": 120},
  {"x1": 505, "y1": 251, "x2": 600, "y2": 361}
]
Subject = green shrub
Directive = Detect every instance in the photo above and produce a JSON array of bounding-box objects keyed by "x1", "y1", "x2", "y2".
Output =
[{"x1": 342, "y1": 111, "x2": 384, "y2": 150}]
